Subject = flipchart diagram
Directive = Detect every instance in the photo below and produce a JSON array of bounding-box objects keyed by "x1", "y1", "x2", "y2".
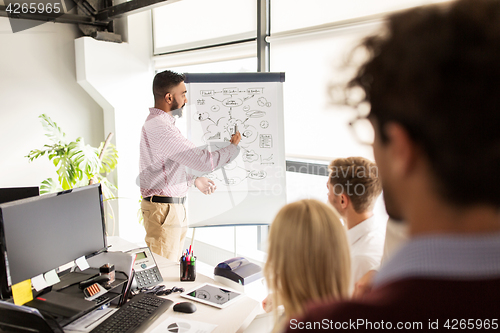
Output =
[
  {"x1": 183, "y1": 73, "x2": 286, "y2": 227},
  {"x1": 188, "y1": 82, "x2": 282, "y2": 192}
]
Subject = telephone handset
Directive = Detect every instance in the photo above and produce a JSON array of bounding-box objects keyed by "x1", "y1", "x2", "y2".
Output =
[{"x1": 125, "y1": 247, "x2": 163, "y2": 290}]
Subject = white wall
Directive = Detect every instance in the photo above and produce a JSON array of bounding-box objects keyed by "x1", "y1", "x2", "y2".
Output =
[
  {"x1": 75, "y1": 11, "x2": 155, "y2": 242},
  {"x1": 0, "y1": 18, "x2": 103, "y2": 189}
]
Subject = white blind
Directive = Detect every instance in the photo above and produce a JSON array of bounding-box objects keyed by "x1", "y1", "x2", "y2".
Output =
[
  {"x1": 271, "y1": 0, "x2": 452, "y2": 34},
  {"x1": 154, "y1": 41, "x2": 256, "y2": 69},
  {"x1": 153, "y1": 0, "x2": 257, "y2": 55},
  {"x1": 270, "y1": 22, "x2": 381, "y2": 160}
]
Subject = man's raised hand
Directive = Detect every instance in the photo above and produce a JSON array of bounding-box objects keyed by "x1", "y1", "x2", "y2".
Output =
[{"x1": 195, "y1": 177, "x2": 217, "y2": 195}]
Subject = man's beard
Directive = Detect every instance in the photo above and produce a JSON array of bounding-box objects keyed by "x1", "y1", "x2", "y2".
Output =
[{"x1": 171, "y1": 100, "x2": 185, "y2": 117}]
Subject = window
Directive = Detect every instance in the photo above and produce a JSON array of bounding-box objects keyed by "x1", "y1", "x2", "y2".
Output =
[
  {"x1": 271, "y1": 0, "x2": 452, "y2": 34},
  {"x1": 270, "y1": 22, "x2": 381, "y2": 161},
  {"x1": 153, "y1": 0, "x2": 257, "y2": 55}
]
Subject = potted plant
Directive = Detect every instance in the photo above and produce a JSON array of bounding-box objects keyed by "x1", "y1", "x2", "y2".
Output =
[{"x1": 26, "y1": 113, "x2": 118, "y2": 200}]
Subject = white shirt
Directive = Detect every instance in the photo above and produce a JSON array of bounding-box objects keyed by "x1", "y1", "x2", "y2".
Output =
[{"x1": 347, "y1": 216, "x2": 386, "y2": 285}]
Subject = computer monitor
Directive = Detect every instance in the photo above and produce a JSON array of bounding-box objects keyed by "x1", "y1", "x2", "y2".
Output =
[
  {"x1": 0, "y1": 184, "x2": 107, "y2": 299},
  {"x1": 0, "y1": 187, "x2": 39, "y2": 204}
]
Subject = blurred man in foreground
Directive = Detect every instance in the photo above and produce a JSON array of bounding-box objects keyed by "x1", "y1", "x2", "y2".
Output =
[{"x1": 287, "y1": 0, "x2": 500, "y2": 330}]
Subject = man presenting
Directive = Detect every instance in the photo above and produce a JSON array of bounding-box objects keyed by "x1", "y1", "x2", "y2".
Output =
[
  {"x1": 288, "y1": 0, "x2": 500, "y2": 330},
  {"x1": 140, "y1": 70, "x2": 241, "y2": 261},
  {"x1": 327, "y1": 157, "x2": 384, "y2": 287}
]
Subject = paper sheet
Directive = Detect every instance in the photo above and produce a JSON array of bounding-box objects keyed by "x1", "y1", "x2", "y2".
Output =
[
  {"x1": 188, "y1": 82, "x2": 283, "y2": 192},
  {"x1": 75, "y1": 255, "x2": 90, "y2": 271},
  {"x1": 31, "y1": 274, "x2": 49, "y2": 292},
  {"x1": 43, "y1": 269, "x2": 60, "y2": 286}
]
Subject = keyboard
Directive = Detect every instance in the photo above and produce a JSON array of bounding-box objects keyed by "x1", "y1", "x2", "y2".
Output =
[{"x1": 89, "y1": 293, "x2": 173, "y2": 333}]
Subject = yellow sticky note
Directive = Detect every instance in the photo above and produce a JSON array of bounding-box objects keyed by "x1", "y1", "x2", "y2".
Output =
[{"x1": 12, "y1": 279, "x2": 33, "y2": 305}]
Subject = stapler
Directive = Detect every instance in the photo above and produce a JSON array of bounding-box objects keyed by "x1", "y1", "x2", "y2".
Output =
[{"x1": 214, "y1": 257, "x2": 262, "y2": 291}]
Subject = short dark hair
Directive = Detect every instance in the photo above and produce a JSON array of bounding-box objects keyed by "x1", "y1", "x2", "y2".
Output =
[
  {"x1": 348, "y1": 0, "x2": 500, "y2": 207},
  {"x1": 152, "y1": 70, "x2": 185, "y2": 101},
  {"x1": 328, "y1": 157, "x2": 382, "y2": 213}
]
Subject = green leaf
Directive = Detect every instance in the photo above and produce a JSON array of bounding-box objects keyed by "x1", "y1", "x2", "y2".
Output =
[
  {"x1": 39, "y1": 114, "x2": 67, "y2": 145},
  {"x1": 40, "y1": 178, "x2": 63, "y2": 194},
  {"x1": 74, "y1": 178, "x2": 90, "y2": 188},
  {"x1": 97, "y1": 176, "x2": 117, "y2": 201},
  {"x1": 99, "y1": 143, "x2": 119, "y2": 174},
  {"x1": 56, "y1": 153, "x2": 79, "y2": 190},
  {"x1": 26, "y1": 149, "x2": 46, "y2": 161},
  {"x1": 69, "y1": 139, "x2": 100, "y2": 179}
]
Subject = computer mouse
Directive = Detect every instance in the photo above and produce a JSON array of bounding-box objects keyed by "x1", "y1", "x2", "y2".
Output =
[{"x1": 173, "y1": 301, "x2": 197, "y2": 313}]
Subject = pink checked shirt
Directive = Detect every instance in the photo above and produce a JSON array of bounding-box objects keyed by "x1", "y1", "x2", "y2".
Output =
[{"x1": 140, "y1": 108, "x2": 239, "y2": 198}]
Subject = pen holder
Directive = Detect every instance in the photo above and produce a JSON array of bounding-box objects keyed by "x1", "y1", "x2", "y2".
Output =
[{"x1": 180, "y1": 256, "x2": 196, "y2": 281}]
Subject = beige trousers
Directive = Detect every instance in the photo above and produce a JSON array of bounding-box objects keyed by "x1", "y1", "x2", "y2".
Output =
[{"x1": 141, "y1": 198, "x2": 187, "y2": 262}]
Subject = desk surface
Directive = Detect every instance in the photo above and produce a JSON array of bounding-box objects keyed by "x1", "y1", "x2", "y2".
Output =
[{"x1": 107, "y1": 236, "x2": 261, "y2": 333}]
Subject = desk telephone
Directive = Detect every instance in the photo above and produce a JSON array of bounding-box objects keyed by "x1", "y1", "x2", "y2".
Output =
[{"x1": 126, "y1": 247, "x2": 163, "y2": 290}]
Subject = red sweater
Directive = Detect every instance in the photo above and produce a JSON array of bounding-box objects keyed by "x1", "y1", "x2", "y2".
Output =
[{"x1": 286, "y1": 277, "x2": 500, "y2": 331}]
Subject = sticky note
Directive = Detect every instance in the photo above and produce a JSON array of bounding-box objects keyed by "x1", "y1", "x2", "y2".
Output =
[
  {"x1": 58, "y1": 261, "x2": 75, "y2": 273},
  {"x1": 75, "y1": 256, "x2": 90, "y2": 271},
  {"x1": 12, "y1": 279, "x2": 33, "y2": 305},
  {"x1": 44, "y1": 269, "x2": 60, "y2": 286},
  {"x1": 31, "y1": 274, "x2": 49, "y2": 292}
]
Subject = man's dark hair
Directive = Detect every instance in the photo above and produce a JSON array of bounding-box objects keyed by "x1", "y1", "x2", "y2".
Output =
[
  {"x1": 348, "y1": 0, "x2": 500, "y2": 207},
  {"x1": 153, "y1": 70, "x2": 185, "y2": 101}
]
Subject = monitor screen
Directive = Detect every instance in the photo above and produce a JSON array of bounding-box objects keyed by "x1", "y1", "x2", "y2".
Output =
[
  {"x1": 0, "y1": 187, "x2": 39, "y2": 204},
  {"x1": 0, "y1": 184, "x2": 107, "y2": 288}
]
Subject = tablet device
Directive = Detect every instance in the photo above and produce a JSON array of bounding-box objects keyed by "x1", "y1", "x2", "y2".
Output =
[{"x1": 180, "y1": 283, "x2": 244, "y2": 309}]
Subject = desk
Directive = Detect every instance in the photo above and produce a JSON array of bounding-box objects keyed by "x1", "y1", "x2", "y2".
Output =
[{"x1": 106, "y1": 237, "x2": 262, "y2": 333}]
